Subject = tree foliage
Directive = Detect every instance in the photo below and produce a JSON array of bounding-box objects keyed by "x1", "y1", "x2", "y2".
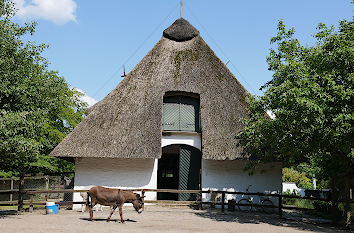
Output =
[
  {"x1": 239, "y1": 19, "x2": 353, "y2": 194},
  {"x1": 282, "y1": 168, "x2": 312, "y2": 189},
  {"x1": 0, "y1": 0, "x2": 87, "y2": 177}
]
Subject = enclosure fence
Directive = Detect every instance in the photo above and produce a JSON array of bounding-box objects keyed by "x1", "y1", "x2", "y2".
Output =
[{"x1": 0, "y1": 187, "x2": 353, "y2": 220}]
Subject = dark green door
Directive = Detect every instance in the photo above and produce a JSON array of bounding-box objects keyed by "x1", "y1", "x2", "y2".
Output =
[
  {"x1": 163, "y1": 95, "x2": 200, "y2": 132},
  {"x1": 178, "y1": 145, "x2": 201, "y2": 201},
  {"x1": 162, "y1": 102, "x2": 180, "y2": 131},
  {"x1": 158, "y1": 145, "x2": 202, "y2": 201}
]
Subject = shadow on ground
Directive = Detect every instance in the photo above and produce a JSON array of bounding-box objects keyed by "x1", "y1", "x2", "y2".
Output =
[
  {"x1": 193, "y1": 209, "x2": 347, "y2": 233},
  {"x1": 0, "y1": 210, "x2": 18, "y2": 219},
  {"x1": 80, "y1": 217, "x2": 137, "y2": 223}
]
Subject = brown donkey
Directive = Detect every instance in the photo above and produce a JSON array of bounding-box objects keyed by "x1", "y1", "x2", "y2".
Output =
[{"x1": 87, "y1": 186, "x2": 144, "y2": 223}]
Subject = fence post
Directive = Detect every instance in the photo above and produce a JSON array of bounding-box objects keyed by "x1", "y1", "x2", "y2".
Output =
[
  {"x1": 17, "y1": 175, "x2": 24, "y2": 211},
  {"x1": 142, "y1": 190, "x2": 145, "y2": 210},
  {"x1": 278, "y1": 194, "x2": 282, "y2": 218},
  {"x1": 198, "y1": 190, "x2": 202, "y2": 210},
  {"x1": 57, "y1": 177, "x2": 60, "y2": 199},
  {"x1": 221, "y1": 192, "x2": 225, "y2": 213},
  {"x1": 344, "y1": 177, "x2": 352, "y2": 228},
  {"x1": 29, "y1": 194, "x2": 33, "y2": 213},
  {"x1": 45, "y1": 176, "x2": 49, "y2": 201},
  {"x1": 210, "y1": 190, "x2": 215, "y2": 208},
  {"x1": 10, "y1": 177, "x2": 14, "y2": 202}
]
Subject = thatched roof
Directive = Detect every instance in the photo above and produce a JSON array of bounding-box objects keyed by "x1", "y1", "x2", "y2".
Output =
[
  {"x1": 163, "y1": 18, "x2": 199, "y2": 42},
  {"x1": 50, "y1": 18, "x2": 250, "y2": 160}
]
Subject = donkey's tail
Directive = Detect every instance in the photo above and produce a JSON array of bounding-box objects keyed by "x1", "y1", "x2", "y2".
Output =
[{"x1": 86, "y1": 192, "x2": 91, "y2": 209}]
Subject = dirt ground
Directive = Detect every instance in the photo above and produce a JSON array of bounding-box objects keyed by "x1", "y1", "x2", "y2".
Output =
[{"x1": 0, "y1": 206, "x2": 349, "y2": 233}]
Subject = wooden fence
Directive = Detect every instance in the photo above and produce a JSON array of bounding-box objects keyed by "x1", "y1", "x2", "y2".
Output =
[
  {"x1": 0, "y1": 188, "x2": 352, "y2": 220},
  {"x1": 0, "y1": 175, "x2": 73, "y2": 203}
]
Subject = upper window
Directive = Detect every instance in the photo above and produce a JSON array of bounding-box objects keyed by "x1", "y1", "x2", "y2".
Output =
[{"x1": 162, "y1": 93, "x2": 200, "y2": 132}]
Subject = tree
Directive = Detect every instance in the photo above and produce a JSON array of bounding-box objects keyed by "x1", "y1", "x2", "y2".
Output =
[
  {"x1": 282, "y1": 168, "x2": 312, "y2": 190},
  {"x1": 238, "y1": 19, "x2": 353, "y2": 226},
  {"x1": 0, "y1": 0, "x2": 87, "y2": 179}
]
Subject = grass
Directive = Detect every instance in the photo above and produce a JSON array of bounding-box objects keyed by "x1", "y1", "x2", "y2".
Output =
[
  {"x1": 0, "y1": 205, "x2": 47, "y2": 211},
  {"x1": 283, "y1": 198, "x2": 354, "y2": 221},
  {"x1": 0, "y1": 206, "x2": 18, "y2": 210},
  {"x1": 283, "y1": 198, "x2": 329, "y2": 218}
]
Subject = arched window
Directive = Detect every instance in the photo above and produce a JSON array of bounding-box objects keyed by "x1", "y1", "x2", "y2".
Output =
[{"x1": 162, "y1": 92, "x2": 200, "y2": 132}]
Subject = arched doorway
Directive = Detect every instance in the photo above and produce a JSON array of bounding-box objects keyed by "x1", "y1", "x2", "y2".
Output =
[{"x1": 157, "y1": 144, "x2": 201, "y2": 201}]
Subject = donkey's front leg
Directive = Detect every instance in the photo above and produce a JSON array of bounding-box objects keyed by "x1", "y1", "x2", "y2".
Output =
[
  {"x1": 106, "y1": 204, "x2": 117, "y2": 222},
  {"x1": 118, "y1": 205, "x2": 124, "y2": 223}
]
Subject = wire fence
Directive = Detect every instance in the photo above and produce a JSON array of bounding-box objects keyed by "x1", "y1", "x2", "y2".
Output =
[{"x1": 0, "y1": 175, "x2": 74, "y2": 205}]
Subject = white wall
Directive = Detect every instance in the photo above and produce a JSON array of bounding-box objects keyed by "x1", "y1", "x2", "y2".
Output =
[
  {"x1": 73, "y1": 150, "x2": 282, "y2": 209},
  {"x1": 202, "y1": 160, "x2": 282, "y2": 203},
  {"x1": 73, "y1": 158, "x2": 157, "y2": 209},
  {"x1": 283, "y1": 182, "x2": 305, "y2": 196},
  {"x1": 162, "y1": 134, "x2": 201, "y2": 150}
]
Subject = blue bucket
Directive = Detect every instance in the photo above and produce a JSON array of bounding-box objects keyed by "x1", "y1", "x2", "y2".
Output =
[{"x1": 46, "y1": 202, "x2": 59, "y2": 214}]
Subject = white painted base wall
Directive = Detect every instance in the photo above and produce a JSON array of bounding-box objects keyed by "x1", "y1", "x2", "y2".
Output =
[
  {"x1": 73, "y1": 158, "x2": 157, "y2": 210},
  {"x1": 202, "y1": 160, "x2": 282, "y2": 204},
  {"x1": 73, "y1": 156, "x2": 282, "y2": 209}
]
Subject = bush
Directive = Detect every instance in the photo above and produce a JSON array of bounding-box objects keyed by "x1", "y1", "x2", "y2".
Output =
[{"x1": 313, "y1": 200, "x2": 331, "y2": 212}]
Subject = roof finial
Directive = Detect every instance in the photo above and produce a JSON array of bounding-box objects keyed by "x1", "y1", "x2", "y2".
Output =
[
  {"x1": 180, "y1": 0, "x2": 183, "y2": 18},
  {"x1": 121, "y1": 65, "x2": 126, "y2": 77}
]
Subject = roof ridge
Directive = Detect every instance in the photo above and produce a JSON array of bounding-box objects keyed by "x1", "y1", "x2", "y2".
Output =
[{"x1": 163, "y1": 18, "x2": 199, "y2": 42}]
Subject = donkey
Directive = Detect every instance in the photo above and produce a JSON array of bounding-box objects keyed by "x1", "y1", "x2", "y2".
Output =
[{"x1": 87, "y1": 186, "x2": 144, "y2": 223}]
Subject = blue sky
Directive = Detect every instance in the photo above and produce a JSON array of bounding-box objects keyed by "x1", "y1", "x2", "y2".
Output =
[{"x1": 13, "y1": 0, "x2": 353, "y2": 105}]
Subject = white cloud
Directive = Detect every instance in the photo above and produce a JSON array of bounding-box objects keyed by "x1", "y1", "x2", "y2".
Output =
[
  {"x1": 13, "y1": 0, "x2": 77, "y2": 25},
  {"x1": 75, "y1": 88, "x2": 98, "y2": 108}
]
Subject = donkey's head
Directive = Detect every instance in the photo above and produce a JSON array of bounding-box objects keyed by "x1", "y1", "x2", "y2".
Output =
[{"x1": 132, "y1": 194, "x2": 144, "y2": 214}]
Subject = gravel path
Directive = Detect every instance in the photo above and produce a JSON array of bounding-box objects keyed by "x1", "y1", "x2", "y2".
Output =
[{"x1": 0, "y1": 206, "x2": 348, "y2": 233}]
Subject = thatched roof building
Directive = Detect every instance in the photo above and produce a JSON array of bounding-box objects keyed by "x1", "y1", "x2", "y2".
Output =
[{"x1": 50, "y1": 18, "x2": 250, "y2": 160}]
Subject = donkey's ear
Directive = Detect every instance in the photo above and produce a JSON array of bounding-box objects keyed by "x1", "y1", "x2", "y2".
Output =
[{"x1": 135, "y1": 194, "x2": 141, "y2": 199}]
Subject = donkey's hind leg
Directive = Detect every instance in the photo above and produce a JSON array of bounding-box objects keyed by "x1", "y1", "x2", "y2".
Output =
[
  {"x1": 89, "y1": 198, "x2": 97, "y2": 221},
  {"x1": 106, "y1": 204, "x2": 118, "y2": 222},
  {"x1": 118, "y1": 204, "x2": 124, "y2": 223}
]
